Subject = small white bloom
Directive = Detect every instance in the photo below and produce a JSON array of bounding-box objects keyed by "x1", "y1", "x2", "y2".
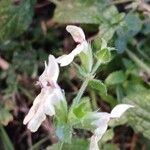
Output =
[
  {"x1": 23, "y1": 55, "x2": 64, "y2": 132},
  {"x1": 66, "y1": 25, "x2": 85, "y2": 43},
  {"x1": 39, "y1": 55, "x2": 59, "y2": 87},
  {"x1": 90, "y1": 104, "x2": 133, "y2": 150},
  {"x1": 56, "y1": 25, "x2": 88, "y2": 66}
]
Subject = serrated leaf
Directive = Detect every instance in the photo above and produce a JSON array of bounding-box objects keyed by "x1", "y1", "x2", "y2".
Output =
[
  {"x1": 96, "y1": 48, "x2": 111, "y2": 63},
  {"x1": 89, "y1": 79, "x2": 107, "y2": 95},
  {"x1": 47, "y1": 138, "x2": 89, "y2": 150},
  {"x1": 123, "y1": 88, "x2": 150, "y2": 140},
  {"x1": 105, "y1": 70, "x2": 127, "y2": 85},
  {"x1": 56, "y1": 122, "x2": 72, "y2": 143},
  {"x1": 73, "y1": 97, "x2": 92, "y2": 118},
  {"x1": 0, "y1": 0, "x2": 36, "y2": 41},
  {"x1": 68, "y1": 97, "x2": 96, "y2": 131},
  {"x1": 68, "y1": 97, "x2": 92, "y2": 125}
]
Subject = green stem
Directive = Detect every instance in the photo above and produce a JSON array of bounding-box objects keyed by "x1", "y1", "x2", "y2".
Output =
[
  {"x1": 58, "y1": 142, "x2": 64, "y2": 150},
  {"x1": 73, "y1": 77, "x2": 90, "y2": 106},
  {"x1": 126, "y1": 49, "x2": 150, "y2": 75},
  {"x1": 91, "y1": 61, "x2": 101, "y2": 75},
  {"x1": 72, "y1": 61, "x2": 101, "y2": 106},
  {"x1": 90, "y1": 91, "x2": 97, "y2": 110}
]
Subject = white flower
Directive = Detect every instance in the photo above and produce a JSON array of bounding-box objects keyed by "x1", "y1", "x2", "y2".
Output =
[
  {"x1": 89, "y1": 104, "x2": 134, "y2": 150},
  {"x1": 39, "y1": 55, "x2": 59, "y2": 88},
  {"x1": 23, "y1": 55, "x2": 64, "y2": 132},
  {"x1": 56, "y1": 25, "x2": 88, "y2": 66}
]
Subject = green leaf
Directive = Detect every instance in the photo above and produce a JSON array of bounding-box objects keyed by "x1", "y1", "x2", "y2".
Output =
[
  {"x1": 73, "y1": 63, "x2": 87, "y2": 79},
  {"x1": 0, "y1": 0, "x2": 36, "y2": 41},
  {"x1": 53, "y1": 0, "x2": 102, "y2": 24},
  {"x1": 79, "y1": 44, "x2": 93, "y2": 73},
  {"x1": 100, "y1": 129, "x2": 114, "y2": 143},
  {"x1": 96, "y1": 48, "x2": 111, "y2": 63},
  {"x1": 123, "y1": 88, "x2": 150, "y2": 140},
  {"x1": 47, "y1": 138, "x2": 89, "y2": 150},
  {"x1": 89, "y1": 79, "x2": 107, "y2": 95},
  {"x1": 56, "y1": 122, "x2": 72, "y2": 143},
  {"x1": 68, "y1": 97, "x2": 92, "y2": 125},
  {"x1": 55, "y1": 98, "x2": 68, "y2": 123},
  {"x1": 68, "y1": 97, "x2": 97, "y2": 131},
  {"x1": 0, "y1": 108, "x2": 13, "y2": 126},
  {"x1": 105, "y1": 70, "x2": 127, "y2": 85},
  {"x1": 124, "y1": 13, "x2": 142, "y2": 36},
  {"x1": 73, "y1": 97, "x2": 92, "y2": 118},
  {"x1": 115, "y1": 36, "x2": 127, "y2": 54}
]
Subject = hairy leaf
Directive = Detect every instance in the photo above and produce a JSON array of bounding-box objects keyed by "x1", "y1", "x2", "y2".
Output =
[
  {"x1": 89, "y1": 79, "x2": 107, "y2": 95},
  {"x1": 0, "y1": 0, "x2": 36, "y2": 41},
  {"x1": 105, "y1": 70, "x2": 127, "y2": 85},
  {"x1": 123, "y1": 88, "x2": 150, "y2": 140}
]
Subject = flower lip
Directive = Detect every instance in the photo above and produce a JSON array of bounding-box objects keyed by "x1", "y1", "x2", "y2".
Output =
[{"x1": 66, "y1": 25, "x2": 86, "y2": 43}]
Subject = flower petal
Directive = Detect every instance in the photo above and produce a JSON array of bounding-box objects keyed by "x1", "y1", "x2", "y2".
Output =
[
  {"x1": 39, "y1": 55, "x2": 59, "y2": 86},
  {"x1": 93, "y1": 112, "x2": 110, "y2": 139},
  {"x1": 66, "y1": 25, "x2": 85, "y2": 43},
  {"x1": 90, "y1": 135, "x2": 99, "y2": 150},
  {"x1": 27, "y1": 112, "x2": 46, "y2": 132},
  {"x1": 90, "y1": 115, "x2": 109, "y2": 150},
  {"x1": 56, "y1": 43, "x2": 86, "y2": 66},
  {"x1": 23, "y1": 91, "x2": 45, "y2": 125},
  {"x1": 47, "y1": 55, "x2": 59, "y2": 82},
  {"x1": 110, "y1": 104, "x2": 134, "y2": 118},
  {"x1": 56, "y1": 54, "x2": 74, "y2": 67}
]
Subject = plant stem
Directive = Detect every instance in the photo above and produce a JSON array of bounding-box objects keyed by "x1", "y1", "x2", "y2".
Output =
[
  {"x1": 58, "y1": 142, "x2": 64, "y2": 150},
  {"x1": 90, "y1": 91, "x2": 97, "y2": 110},
  {"x1": 73, "y1": 77, "x2": 90, "y2": 106},
  {"x1": 126, "y1": 49, "x2": 150, "y2": 75},
  {"x1": 91, "y1": 61, "x2": 101, "y2": 75},
  {"x1": 72, "y1": 60, "x2": 101, "y2": 106}
]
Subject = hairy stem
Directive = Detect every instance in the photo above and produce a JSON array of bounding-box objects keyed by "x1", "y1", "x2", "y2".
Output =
[
  {"x1": 73, "y1": 77, "x2": 90, "y2": 106},
  {"x1": 90, "y1": 91, "x2": 97, "y2": 110},
  {"x1": 72, "y1": 60, "x2": 101, "y2": 106}
]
